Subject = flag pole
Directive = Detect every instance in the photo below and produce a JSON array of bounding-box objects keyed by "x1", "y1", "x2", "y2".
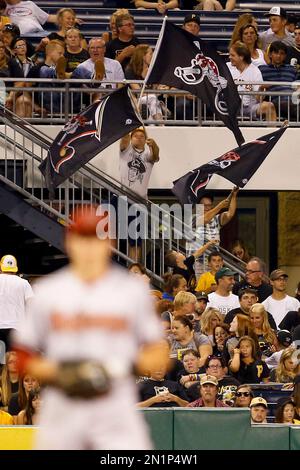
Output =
[{"x1": 138, "y1": 15, "x2": 168, "y2": 107}]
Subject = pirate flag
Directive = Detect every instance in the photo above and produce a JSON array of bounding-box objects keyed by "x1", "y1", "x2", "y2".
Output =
[
  {"x1": 172, "y1": 126, "x2": 287, "y2": 204},
  {"x1": 39, "y1": 86, "x2": 143, "y2": 195},
  {"x1": 144, "y1": 19, "x2": 244, "y2": 146}
]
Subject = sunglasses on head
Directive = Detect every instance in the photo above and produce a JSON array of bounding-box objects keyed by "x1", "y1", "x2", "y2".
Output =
[{"x1": 236, "y1": 391, "x2": 251, "y2": 397}]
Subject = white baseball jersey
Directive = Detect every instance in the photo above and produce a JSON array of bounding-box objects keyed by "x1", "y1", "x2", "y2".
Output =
[
  {"x1": 0, "y1": 274, "x2": 33, "y2": 330},
  {"x1": 119, "y1": 143, "x2": 153, "y2": 198},
  {"x1": 15, "y1": 265, "x2": 162, "y2": 449}
]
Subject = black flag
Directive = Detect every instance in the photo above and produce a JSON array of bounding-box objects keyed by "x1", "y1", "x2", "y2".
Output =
[
  {"x1": 172, "y1": 127, "x2": 287, "y2": 204},
  {"x1": 40, "y1": 86, "x2": 143, "y2": 194},
  {"x1": 145, "y1": 20, "x2": 244, "y2": 146}
]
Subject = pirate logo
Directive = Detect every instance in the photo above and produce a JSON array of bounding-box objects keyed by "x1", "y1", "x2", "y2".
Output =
[
  {"x1": 208, "y1": 150, "x2": 240, "y2": 170},
  {"x1": 174, "y1": 52, "x2": 228, "y2": 115},
  {"x1": 128, "y1": 156, "x2": 146, "y2": 185}
]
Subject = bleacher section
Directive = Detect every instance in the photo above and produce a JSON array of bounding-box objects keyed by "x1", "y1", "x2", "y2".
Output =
[{"x1": 28, "y1": 2, "x2": 300, "y2": 52}]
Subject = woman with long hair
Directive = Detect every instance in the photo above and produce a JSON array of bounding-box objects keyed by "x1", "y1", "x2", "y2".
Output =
[
  {"x1": 269, "y1": 347, "x2": 299, "y2": 383},
  {"x1": 17, "y1": 388, "x2": 42, "y2": 425},
  {"x1": 212, "y1": 322, "x2": 230, "y2": 356},
  {"x1": 238, "y1": 24, "x2": 267, "y2": 67},
  {"x1": 227, "y1": 313, "x2": 257, "y2": 358},
  {"x1": 250, "y1": 303, "x2": 278, "y2": 358},
  {"x1": 8, "y1": 374, "x2": 40, "y2": 418},
  {"x1": 200, "y1": 307, "x2": 223, "y2": 344},
  {"x1": 102, "y1": 8, "x2": 129, "y2": 44},
  {"x1": 275, "y1": 398, "x2": 300, "y2": 424},
  {"x1": 229, "y1": 13, "x2": 257, "y2": 48},
  {"x1": 0, "y1": 351, "x2": 19, "y2": 411}
]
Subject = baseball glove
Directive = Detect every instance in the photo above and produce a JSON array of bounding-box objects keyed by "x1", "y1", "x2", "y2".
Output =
[{"x1": 55, "y1": 360, "x2": 111, "y2": 399}]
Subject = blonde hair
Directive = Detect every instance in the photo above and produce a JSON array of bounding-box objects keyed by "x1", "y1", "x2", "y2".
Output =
[
  {"x1": 0, "y1": 351, "x2": 18, "y2": 407},
  {"x1": 200, "y1": 307, "x2": 223, "y2": 335},
  {"x1": 250, "y1": 303, "x2": 277, "y2": 344},
  {"x1": 275, "y1": 347, "x2": 299, "y2": 382},
  {"x1": 174, "y1": 291, "x2": 196, "y2": 310},
  {"x1": 45, "y1": 40, "x2": 65, "y2": 56},
  {"x1": 57, "y1": 8, "x2": 76, "y2": 25}
]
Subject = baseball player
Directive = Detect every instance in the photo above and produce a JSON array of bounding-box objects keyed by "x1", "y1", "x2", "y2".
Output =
[{"x1": 13, "y1": 206, "x2": 167, "y2": 450}]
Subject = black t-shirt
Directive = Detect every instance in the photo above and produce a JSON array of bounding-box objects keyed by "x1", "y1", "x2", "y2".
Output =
[
  {"x1": 279, "y1": 311, "x2": 300, "y2": 332},
  {"x1": 232, "y1": 359, "x2": 270, "y2": 384},
  {"x1": 187, "y1": 376, "x2": 240, "y2": 404},
  {"x1": 0, "y1": 59, "x2": 24, "y2": 78},
  {"x1": 27, "y1": 63, "x2": 43, "y2": 79},
  {"x1": 138, "y1": 379, "x2": 188, "y2": 407},
  {"x1": 105, "y1": 36, "x2": 140, "y2": 70},
  {"x1": 64, "y1": 49, "x2": 90, "y2": 73},
  {"x1": 0, "y1": 380, "x2": 19, "y2": 408},
  {"x1": 224, "y1": 307, "x2": 277, "y2": 331},
  {"x1": 8, "y1": 392, "x2": 21, "y2": 415},
  {"x1": 232, "y1": 281, "x2": 273, "y2": 303}
]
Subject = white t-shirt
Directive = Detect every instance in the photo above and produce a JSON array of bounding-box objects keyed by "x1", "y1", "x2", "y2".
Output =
[
  {"x1": 74, "y1": 58, "x2": 125, "y2": 88},
  {"x1": 251, "y1": 49, "x2": 267, "y2": 68},
  {"x1": 0, "y1": 274, "x2": 33, "y2": 329},
  {"x1": 227, "y1": 62, "x2": 262, "y2": 109},
  {"x1": 5, "y1": 1, "x2": 49, "y2": 34},
  {"x1": 15, "y1": 266, "x2": 162, "y2": 375},
  {"x1": 120, "y1": 142, "x2": 153, "y2": 198},
  {"x1": 262, "y1": 295, "x2": 300, "y2": 328},
  {"x1": 207, "y1": 292, "x2": 240, "y2": 316}
]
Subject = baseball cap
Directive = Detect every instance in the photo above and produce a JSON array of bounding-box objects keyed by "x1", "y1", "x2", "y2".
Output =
[
  {"x1": 265, "y1": 6, "x2": 287, "y2": 19},
  {"x1": 250, "y1": 397, "x2": 268, "y2": 408},
  {"x1": 200, "y1": 374, "x2": 218, "y2": 386},
  {"x1": 276, "y1": 329, "x2": 292, "y2": 347},
  {"x1": 269, "y1": 269, "x2": 288, "y2": 281},
  {"x1": 183, "y1": 13, "x2": 200, "y2": 26},
  {"x1": 68, "y1": 205, "x2": 108, "y2": 237},
  {"x1": 195, "y1": 291, "x2": 208, "y2": 301},
  {"x1": 1, "y1": 255, "x2": 18, "y2": 273},
  {"x1": 215, "y1": 267, "x2": 236, "y2": 282}
]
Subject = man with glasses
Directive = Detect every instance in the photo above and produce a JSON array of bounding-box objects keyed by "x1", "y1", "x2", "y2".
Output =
[
  {"x1": 105, "y1": 13, "x2": 140, "y2": 71},
  {"x1": 187, "y1": 355, "x2": 240, "y2": 404},
  {"x1": 233, "y1": 256, "x2": 273, "y2": 302},
  {"x1": 262, "y1": 269, "x2": 300, "y2": 328}
]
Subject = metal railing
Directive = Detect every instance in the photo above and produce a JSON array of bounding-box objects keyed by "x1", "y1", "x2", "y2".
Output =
[
  {"x1": 0, "y1": 105, "x2": 248, "y2": 287},
  {"x1": 1, "y1": 78, "x2": 300, "y2": 126}
]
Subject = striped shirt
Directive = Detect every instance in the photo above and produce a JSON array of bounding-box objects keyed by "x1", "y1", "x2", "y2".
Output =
[{"x1": 259, "y1": 63, "x2": 297, "y2": 95}]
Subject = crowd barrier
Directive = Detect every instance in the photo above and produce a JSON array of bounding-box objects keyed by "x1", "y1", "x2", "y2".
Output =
[{"x1": 1, "y1": 409, "x2": 299, "y2": 450}]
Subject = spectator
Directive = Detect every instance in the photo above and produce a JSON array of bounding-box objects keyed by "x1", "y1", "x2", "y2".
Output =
[
  {"x1": 275, "y1": 397, "x2": 300, "y2": 424},
  {"x1": 105, "y1": 13, "x2": 140, "y2": 71},
  {"x1": 225, "y1": 287, "x2": 277, "y2": 330},
  {"x1": 237, "y1": 24, "x2": 267, "y2": 67},
  {"x1": 233, "y1": 384, "x2": 253, "y2": 407},
  {"x1": 227, "y1": 41, "x2": 277, "y2": 121},
  {"x1": 195, "y1": 292, "x2": 209, "y2": 319},
  {"x1": 285, "y1": 24, "x2": 300, "y2": 79},
  {"x1": 182, "y1": 13, "x2": 200, "y2": 36},
  {"x1": 233, "y1": 257, "x2": 273, "y2": 303},
  {"x1": 229, "y1": 335, "x2": 269, "y2": 384},
  {"x1": 0, "y1": 1, "x2": 10, "y2": 31},
  {"x1": 1, "y1": 23, "x2": 20, "y2": 56},
  {"x1": 162, "y1": 273, "x2": 187, "y2": 301},
  {"x1": 249, "y1": 303, "x2": 278, "y2": 359},
  {"x1": 259, "y1": 41, "x2": 298, "y2": 120},
  {"x1": 168, "y1": 316, "x2": 212, "y2": 366},
  {"x1": 0, "y1": 351, "x2": 19, "y2": 411},
  {"x1": 207, "y1": 267, "x2": 240, "y2": 316},
  {"x1": 262, "y1": 269, "x2": 300, "y2": 328},
  {"x1": 5, "y1": 0, "x2": 58, "y2": 35},
  {"x1": 172, "y1": 291, "x2": 197, "y2": 320},
  {"x1": 227, "y1": 313, "x2": 255, "y2": 359},
  {"x1": 195, "y1": 250, "x2": 224, "y2": 294},
  {"x1": 265, "y1": 329, "x2": 293, "y2": 370},
  {"x1": 11, "y1": 37, "x2": 34, "y2": 77},
  {"x1": 17, "y1": 388, "x2": 42, "y2": 424},
  {"x1": 8, "y1": 373, "x2": 39, "y2": 418},
  {"x1": 230, "y1": 13, "x2": 257, "y2": 48},
  {"x1": 196, "y1": 0, "x2": 236, "y2": 11},
  {"x1": 279, "y1": 308, "x2": 300, "y2": 333},
  {"x1": 136, "y1": 363, "x2": 188, "y2": 408},
  {"x1": 212, "y1": 322, "x2": 230, "y2": 356},
  {"x1": 269, "y1": 347, "x2": 299, "y2": 383},
  {"x1": 177, "y1": 349, "x2": 203, "y2": 389},
  {"x1": 260, "y1": 7, "x2": 295, "y2": 52},
  {"x1": 0, "y1": 255, "x2": 33, "y2": 350},
  {"x1": 250, "y1": 397, "x2": 268, "y2": 424},
  {"x1": 200, "y1": 307, "x2": 223, "y2": 345},
  {"x1": 134, "y1": 1, "x2": 179, "y2": 13},
  {"x1": 230, "y1": 239, "x2": 250, "y2": 263},
  {"x1": 292, "y1": 374, "x2": 300, "y2": 420},
  {"x1": 64, "y1": 28, "x2": 89, "y2": 75},
  {"x1": 187, "y1": 374, "x2": 229, "y2": 407},
  {"x1": 102, "y1": 9, "x2": 129, "y2": 44}
]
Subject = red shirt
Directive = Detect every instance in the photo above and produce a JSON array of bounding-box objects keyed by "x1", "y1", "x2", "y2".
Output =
[{"x1": 187, "y1": 398, "x2": 229, "y2": 408}]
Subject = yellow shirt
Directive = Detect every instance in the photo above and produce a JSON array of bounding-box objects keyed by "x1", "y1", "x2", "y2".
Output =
[
  {"x1": 195, "y1": 271, "x2": 216, "y2": 292},
  {"x1": 0, "y1": 410, "x2": 14, "y2": 425},
  {"x1": 0, "y1": 17, "x2": 11, "y2": 29}
]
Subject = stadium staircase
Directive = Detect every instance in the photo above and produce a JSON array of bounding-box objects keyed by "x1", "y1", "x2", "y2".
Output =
[{"x1": 0, "y1": 107, "x2": 246, "y2": 282}]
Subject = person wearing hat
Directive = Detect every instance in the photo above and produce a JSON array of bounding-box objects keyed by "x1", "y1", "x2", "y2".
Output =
[
  {"x1": 0, "y1": 255, "x2": 33, "y2": 354},
  {"x1": 275, "y1": 397, "x2": 300, "y2": 424},
  {"x1": 187, "y1": 374, "x2": 229, "y2": 407},
  {"x1": 260, "y1": 6, "x2": 295, "y2": 51},
  {"x1": 250, "y1": 396, "x2": 268, "y2": 424},
  {"x1": 262, "y1": 269, "x2": 300, "y2": 328},
  {"x1": 183, "y1": 13, "x2": 201, "y2": 36},
  {"x1": 207, "y1": 267, "x2": 240, "y2": 315},
  {"x1": 13, "y1": 206, "x2": 169, "y2": 449},
  {"x1": 265, "y1": 330, "x2": 293, "y2": 370}
]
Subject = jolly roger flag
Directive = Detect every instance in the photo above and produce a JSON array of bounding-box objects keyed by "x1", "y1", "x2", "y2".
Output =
[
  {"x1": 145, "y1": 19, "x2": 244, "y2": 146},
  {"x1": 172, "y1": 126, "x2": 287, "y2": 204},
  {"x1": 39, "y1": 85, "x2": 143, "y2": 195}
]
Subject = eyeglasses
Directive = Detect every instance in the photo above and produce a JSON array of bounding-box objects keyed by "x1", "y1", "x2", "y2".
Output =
[
  {"x1": 14, "y1": 44, "x2": 26, "y2": 49},
  {"x1": 236, "y1": 391, "x2": 251, "y2": 397},
  {"x1": 245, "y1": 270, "x2": 261, "y2": 274}
]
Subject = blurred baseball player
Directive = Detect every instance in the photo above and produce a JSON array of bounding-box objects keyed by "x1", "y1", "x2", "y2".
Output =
[{"x1": 14, "y1": 206, "x2": 167, "y2": 450}]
